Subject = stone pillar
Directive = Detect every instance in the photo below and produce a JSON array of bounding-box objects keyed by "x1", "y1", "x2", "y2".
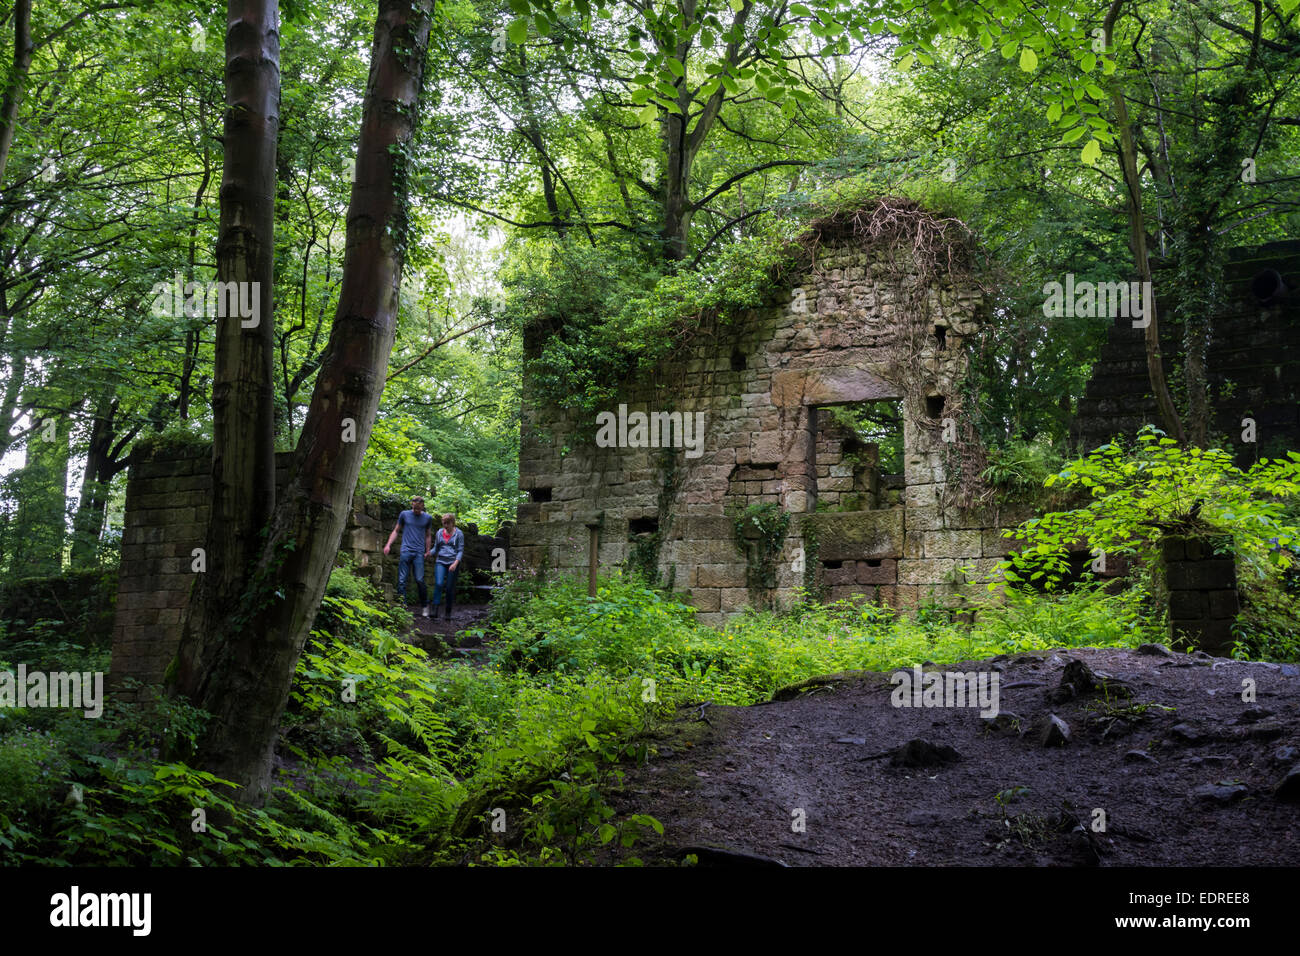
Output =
[
  {"x1": 109, "y1": 442, "x2": 212, "y2": 701},
  {"x1": 1159, "y1": 535, "x2": 1239, "y2": 655}
]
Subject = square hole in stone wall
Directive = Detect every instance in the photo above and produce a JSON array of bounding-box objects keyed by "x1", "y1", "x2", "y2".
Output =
[
  {"x1": 628, "y1": 516, "x2": 659, "y2": 536},
  {"x1": 528, "y1": 487, "x2": 552, "y2": 503},
  {"x1": 818, "y1": 399, "x2": 903, "y2": 473}
]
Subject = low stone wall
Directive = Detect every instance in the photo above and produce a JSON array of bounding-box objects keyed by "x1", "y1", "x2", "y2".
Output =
[{"x1": 109, "y1": 441, "x2": 507, "y2": 697}]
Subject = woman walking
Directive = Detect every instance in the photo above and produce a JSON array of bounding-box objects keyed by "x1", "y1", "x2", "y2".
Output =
[{"x1": 426, "y1": 513, "x2": 465, "y2": 619}]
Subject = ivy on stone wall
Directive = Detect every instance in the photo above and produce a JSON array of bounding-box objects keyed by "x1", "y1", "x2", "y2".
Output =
[
  {"x1": 625, "y1": 446, "x2": 682, "y2": 589},
  {"x1": 797, "y1": 515, "x2": 828, "y2": 604},
  {"x1": 729, "y1": 501, "x2": 790, "y2": 609}
]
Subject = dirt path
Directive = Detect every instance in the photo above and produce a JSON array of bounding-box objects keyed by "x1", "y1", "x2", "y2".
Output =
[
  {"x1": 406, "y1": 603, "x2": 491, "y2": 661},
  {"x1": 614, "y1": 646, "x2": 1300, "y2": 866}
]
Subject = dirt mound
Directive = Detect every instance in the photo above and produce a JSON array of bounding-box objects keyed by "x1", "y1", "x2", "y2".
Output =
[{"x1": 615, "y1": 646, "x2": 1300, "y2": 866}]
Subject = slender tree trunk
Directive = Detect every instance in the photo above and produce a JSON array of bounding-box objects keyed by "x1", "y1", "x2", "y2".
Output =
[
  {"x1": 172, "y1": 0, "x2": 435, "y2": 806},
  {"x1": 180, "y1": 103, "x2": 215, "y2": 422},
  {"x1": 658, "y1": 0, "x2": 749, "y2": 262},
  {"x1": 1106, "y1": 3, "x2": 1185, "y2": 445},
  {"x1": 0, "y1": 0, "x2": 33, "y2": 189},
  {"x1": 71, "y1": 393, "x2": 115, "y2": 565}
]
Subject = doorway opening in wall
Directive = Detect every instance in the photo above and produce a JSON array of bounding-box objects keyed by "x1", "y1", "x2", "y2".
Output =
[{"x1": 814, "y1": 399, "x2": 904, "y2": 512}]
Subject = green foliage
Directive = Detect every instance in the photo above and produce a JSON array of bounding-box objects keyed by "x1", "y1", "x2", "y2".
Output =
[
  {"x1": 824, "y1": 401, "x2": 904, "y2": 474},
  {"x1": 998, "y1": 428, "x2": 1300, "y2": 591},
  {"x1": 981, "y1": 439, "x2": 1065, "y2": 493}
]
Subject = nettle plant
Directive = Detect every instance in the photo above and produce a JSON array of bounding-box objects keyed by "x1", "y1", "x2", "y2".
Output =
[{"x1": 996, "y1": 428, "x2": 1300, "y2": 591}]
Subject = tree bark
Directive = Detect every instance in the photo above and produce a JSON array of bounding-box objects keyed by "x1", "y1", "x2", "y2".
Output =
[
  {"x1": 172, "y1": 0, "x2": 435, "y2": 806},
  {"x1": 0, "y1": 0, "x2": 33, "y2": 189},
  {"x1": 659, "y1": 0, "x2": 751, "y2": 261},
  {"x1": 71, "y1": 392, "x2": 137, "y2": 565},
  {"x1": 172, "y1": 0, "x2": 282, "y2": 707}
]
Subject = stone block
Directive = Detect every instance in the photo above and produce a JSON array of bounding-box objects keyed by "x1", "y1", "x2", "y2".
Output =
[
  {"x1": 1208, "y1": 589, "x2": 1240, "y2": 619},
  {"x1": 904, "y1": 484, "x2": 943, "y2": 509},
  {"x1": 822, "y1": 562, "x2": 857, "y2": 586},
  {"x1": 920, "y1": 529, "x2": 983, "y2": 559},
  {"x1": 898, "y1": 558, "x2": 959, "y2": 586},
  {"x1": 1169, "y1": 590, "x2": 1207, "y2": 619},
  {"x1": 857, "y1": 559, "x2": 897, "y2": 585},
  {"x1": 982, "y1": 528, "x2": 1022, "y2": 557},
  {"x1": 719, "y1": 587, "x2": 750, "y2": 612},
  {"x1": 697, "y1": 564, "x2": 747, "y2": 589},
  {"x1": 803, "y1": 509, "x2": 904, "y2": 562},
  {"x1": 1166, "y1": 559, "x2": 1235, "y2": 591}
]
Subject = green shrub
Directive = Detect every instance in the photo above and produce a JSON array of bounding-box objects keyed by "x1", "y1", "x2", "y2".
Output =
[{"x1": 999, "y1": 428, "x2": 1300, "y2": 590}]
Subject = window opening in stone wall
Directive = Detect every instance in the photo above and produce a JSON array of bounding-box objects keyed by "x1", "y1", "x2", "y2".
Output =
[
  {"x1": 813, "y1": 400, "x2": 904, "y2": 512},
  {"x1": 926, "y1": 394, "x2": 946, "y2": 419},
  {"x1": 933, "y1": 324, "x2": 947, "y2": 350}
]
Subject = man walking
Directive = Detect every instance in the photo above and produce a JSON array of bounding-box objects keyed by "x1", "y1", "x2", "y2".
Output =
[
  {"x1": 383, "y1": 496, "x2": 434, "y2": 612},
  {"x1": 427, "y1": 512, "x2": 465, "y2": 620}
]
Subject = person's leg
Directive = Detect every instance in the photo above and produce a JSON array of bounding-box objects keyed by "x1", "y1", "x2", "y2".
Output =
[
  {"x1": 444, "y1": 565, "x2": 458, "y2": 618},
  {"x1": 431, "y1": 561, "x2": 446, "y2": 610},
  {"x1": 397, "y1": 553, "x2": 411, "y2": 604},
  {"x1": 413, "y1": 553, "x2": 427, "y2": 606}
]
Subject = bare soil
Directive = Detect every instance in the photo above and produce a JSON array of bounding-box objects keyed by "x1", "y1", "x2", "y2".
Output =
[
  {"x1": 407, "y1": 603, "x2": 491, "y2": 661},
  {"x1": 612, "y1": 646, "x2": 1300, "y2": 866}
]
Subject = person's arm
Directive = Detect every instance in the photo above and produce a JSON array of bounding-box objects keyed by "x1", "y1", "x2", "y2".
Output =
[
  {"x1": 451, "y1": 529, "x2": 464, "y2": 570},
  {"x1": 383, "y1": 517, "x2": 402, "y2": 555},
  {"x1": 425, "y1": 520, "x2": 433, "y2": 558}
]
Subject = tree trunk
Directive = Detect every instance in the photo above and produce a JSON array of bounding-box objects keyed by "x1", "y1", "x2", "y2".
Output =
[
  {"x1": 0, "y1": 0, "x2": 33, "y2": 189},
  {"x1": 71, "y1": 392, "x2": 136, "y2": 565},
  {"x1": 70, "y1": 393, "x2": 115, "y2": 565},
  {"x1": 658, "y1": 0, "x2": 749, "y2": 262},
  {"x1": 173, "y1": 0, "x2": 282, "y2": 707},
  {"x1": 1105, "y1": 3, "x2": 1184, "y2": 445},
  {"x1": 172, "y1": 0, "x2": 435, "y2": 806}
]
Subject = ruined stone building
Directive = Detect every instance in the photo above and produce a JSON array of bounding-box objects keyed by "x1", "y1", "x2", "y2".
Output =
[
  {"x1": 1071, "y1": 240, "x2": 1300, "y2": 460},
  {"x1": 512, "y1": 203, "x2": 1010, "y2": 623},
  {"x1": 103, "y1": 217, "x2": 1297, "y2": 684}
]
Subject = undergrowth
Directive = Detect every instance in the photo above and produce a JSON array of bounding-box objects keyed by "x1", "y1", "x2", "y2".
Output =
[{"x1": 0, "y1": 562, "x2": 1199, "y2": 867}]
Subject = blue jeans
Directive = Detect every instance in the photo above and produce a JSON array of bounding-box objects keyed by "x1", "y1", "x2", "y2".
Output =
[
  {"x1": 432, "y1": 562, "x2": 458, "y2": 611},
  {"x1": 397, "y1": 550, "x2": 427, "y2": 605}
]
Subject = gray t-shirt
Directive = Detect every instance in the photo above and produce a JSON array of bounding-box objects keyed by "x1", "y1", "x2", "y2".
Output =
[{"x1": 397, "y1": 509, "x2": 434, "y2": 553}]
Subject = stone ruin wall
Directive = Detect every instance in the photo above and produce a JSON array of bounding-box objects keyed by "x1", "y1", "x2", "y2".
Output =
[
  {"x1": 109, "y1": 442, "x2": 507, "y2": 697},
  {"x1": 1072, "y1": 240, "x2": 1300, "y2": 458},
  {"x1": 513, "y1": 234, "x2": 1024, "y2": 624}
]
